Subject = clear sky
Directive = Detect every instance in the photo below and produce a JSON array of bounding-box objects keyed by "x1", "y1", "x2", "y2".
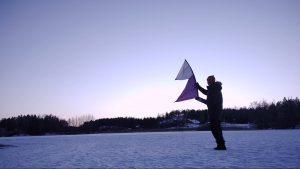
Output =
[{"x1": 1, "y1": 0, "x2": 300, "y2": 120}]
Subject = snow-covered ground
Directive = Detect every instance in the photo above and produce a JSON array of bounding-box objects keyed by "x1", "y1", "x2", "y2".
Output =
[
  {"x1": 221, "y1": 122, "x2": 256, "y2": 129},
  {"x1": 0, "y1": 130, "x2": 299, "y2": 168},
  {"x1": 184, "y1": 121, "x2": 256, "y2": 129}
]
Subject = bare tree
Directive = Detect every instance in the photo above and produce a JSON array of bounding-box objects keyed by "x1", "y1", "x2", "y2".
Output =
[{"x1": 68, "y1": 115, "x2": 95, "y2": 127}]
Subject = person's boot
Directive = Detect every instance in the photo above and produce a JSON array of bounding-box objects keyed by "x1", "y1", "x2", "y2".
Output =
[{"x1": 214, "y1": 143, "x2": 226, "y2": 150}]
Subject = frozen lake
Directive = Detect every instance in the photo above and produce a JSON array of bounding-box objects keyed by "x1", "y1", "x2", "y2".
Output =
[{"x1": 0, "y1": 130, "x2": 300, "y2": 168}]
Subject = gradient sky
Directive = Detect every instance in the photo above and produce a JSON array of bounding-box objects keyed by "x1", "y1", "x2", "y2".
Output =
[{"x1": 1, "y1": 0, "x2": 300, "y2": 119}]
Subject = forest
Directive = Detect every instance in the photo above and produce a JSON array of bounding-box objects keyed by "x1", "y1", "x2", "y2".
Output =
[{"x1": 0, "y1": 97, "x2": 299, "y2": 136}]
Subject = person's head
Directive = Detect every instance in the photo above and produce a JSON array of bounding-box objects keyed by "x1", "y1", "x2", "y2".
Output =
[{"x1": 207, "y1": 75, "x2": 215, "y2": 86}]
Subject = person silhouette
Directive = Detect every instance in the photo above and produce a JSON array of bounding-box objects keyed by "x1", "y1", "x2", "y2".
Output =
[{"x1": 195, "y1": 75, "x2": 226, "y2": 150}]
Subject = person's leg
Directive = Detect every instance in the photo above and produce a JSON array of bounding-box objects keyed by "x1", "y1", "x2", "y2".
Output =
[
  {"x1": 215, "y1": 120, "x2": 225, "y2": 146},
  {"x1": 210, "y1": 119, "x2": 226, "y2": 150},
  {"x1": 215, "y1": 120, "x2": 226, "y2": 150},
  {"x1": 210, "y1": 120, "x2": 218, "y2": 141}
]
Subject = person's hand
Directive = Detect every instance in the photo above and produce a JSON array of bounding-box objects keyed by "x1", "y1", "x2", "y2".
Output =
[{"x1": 195, "y1": 82, "x2": 200, "y2": 88}]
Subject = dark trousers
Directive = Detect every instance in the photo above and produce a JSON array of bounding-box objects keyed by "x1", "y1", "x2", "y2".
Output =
[{"x1": 210, "y1": 119, "x2": 225, "y2": 146}]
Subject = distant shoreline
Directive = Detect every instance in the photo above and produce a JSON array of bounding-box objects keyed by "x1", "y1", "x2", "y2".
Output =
[
  {"x1": 2, "y1": 97, "x2": 299, "y2": 137},
  {"x1": 2, "y1": 127, "x2": 299, "y2": 138}
]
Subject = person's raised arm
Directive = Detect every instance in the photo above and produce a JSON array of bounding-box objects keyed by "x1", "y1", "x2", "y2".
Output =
[{"x1": 196, "y1": 82, "x2": 208, "y2": 95}]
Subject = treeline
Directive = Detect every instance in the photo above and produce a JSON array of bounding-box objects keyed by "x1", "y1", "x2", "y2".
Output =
[
  {"x1": 0, "y1": 115, "x2": 68, "y2": 136},
  {"x1": 0, "y1": 97, "x2": 299, "y2": 136},
  {"x1": 79, "y1": 117, "x2": 158, "y2": 133},
  {"x1": 149, "y1": 97, "x2": 300, "y2": 129},
  {"x1": 223, "y1": 97, "x2": 300, "y2": 129}
]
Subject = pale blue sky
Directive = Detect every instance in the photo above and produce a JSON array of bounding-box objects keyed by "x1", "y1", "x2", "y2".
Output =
[{"x1": 1, "y1": 0, "x2": 300, "y2": 119}]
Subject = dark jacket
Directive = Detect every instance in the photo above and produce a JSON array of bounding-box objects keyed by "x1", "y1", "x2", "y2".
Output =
[{"x1": 197, "y1": 82, "x2": 223, "y2": 121}]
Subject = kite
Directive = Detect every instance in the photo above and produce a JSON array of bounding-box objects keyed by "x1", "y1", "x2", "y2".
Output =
[{"x1": 175, "y1": 60, "x2": 199, "y2": 102}]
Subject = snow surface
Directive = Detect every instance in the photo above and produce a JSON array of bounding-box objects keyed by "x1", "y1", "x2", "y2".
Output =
[
  {"x1": 0, "y1": 130, "x2": 300, "y2": 168},
  {"x1": 221, "y1": 122, "x2": 255, "y2": 129}
]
